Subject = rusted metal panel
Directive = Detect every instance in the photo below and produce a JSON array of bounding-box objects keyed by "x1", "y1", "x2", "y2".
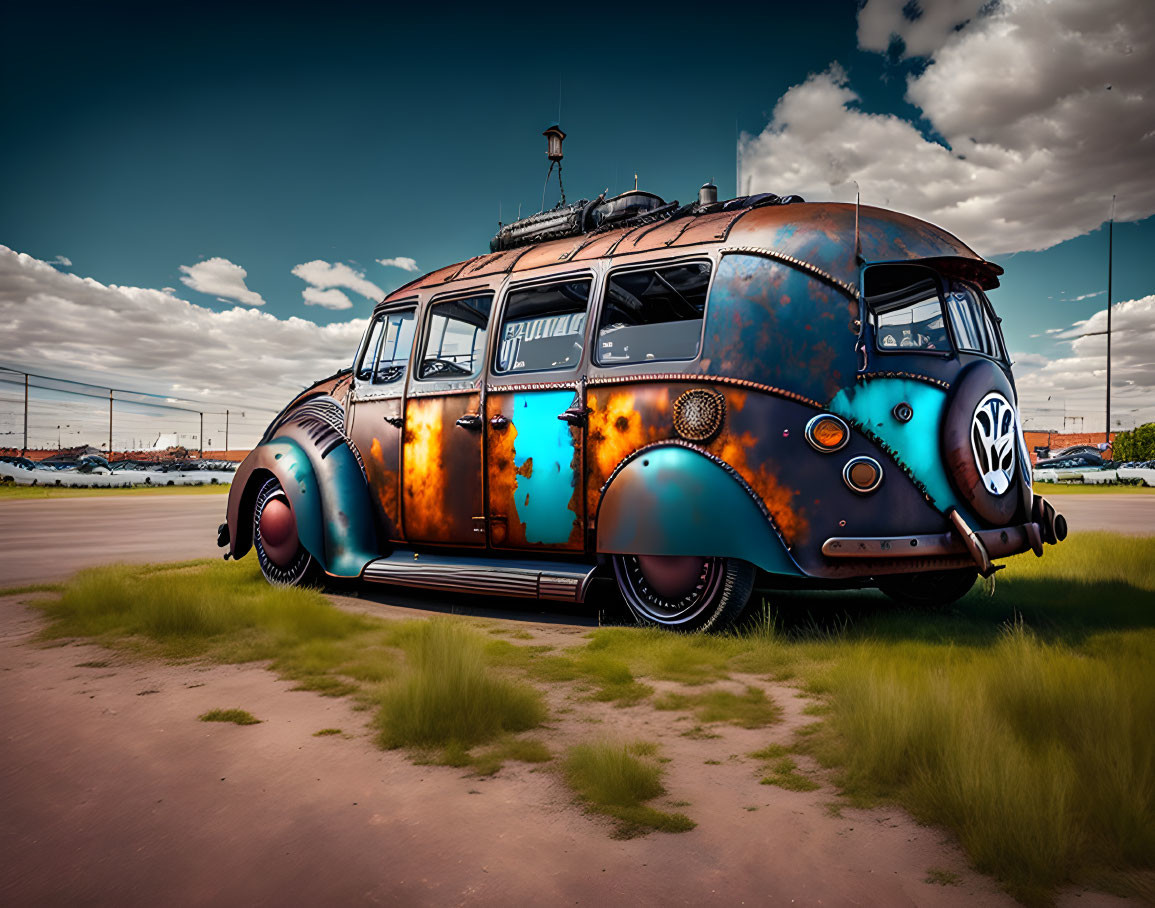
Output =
[
  {"x1": 584, "y1": 381, "x2": 812, "y2": 551},
  {"x1": 348, "y1": 397, "x2": 404, "y2": 541},
  {"x1": 486, "y1": 388, "x2": 584, "y2": 551},
  {"x1": 464, "y1": 248, "x2": 524, "y2": 277},
  {"x1": 700, "y1": 253, "x2": 860, "y2": 405},
  {"x1": 565, "y1": 230, "x2": 627, "y2": 263},
  {"x1": 511, "y1": 238, "x2": 584, "y2": 271},
  {"x1": 402, "y1": 393, "x2": 484, "y2": 545}
]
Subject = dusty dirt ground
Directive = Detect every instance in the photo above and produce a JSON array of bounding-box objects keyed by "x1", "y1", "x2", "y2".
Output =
[{"x1": 1, "y1": 589, "x2": 1136, "y2": 907}]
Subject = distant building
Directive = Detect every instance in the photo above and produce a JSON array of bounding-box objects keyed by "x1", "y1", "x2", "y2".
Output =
[{"x1": 148, "y1": 434, "x2": 182, "y2": 450}]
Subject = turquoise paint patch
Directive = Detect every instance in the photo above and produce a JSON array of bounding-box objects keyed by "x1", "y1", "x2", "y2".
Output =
[
  {"x1": 512, "y1": 390, "x2": 579, "y2": 545},
  {"x1": 828, "y1": 379, "x2": 963, "y2": 514}
]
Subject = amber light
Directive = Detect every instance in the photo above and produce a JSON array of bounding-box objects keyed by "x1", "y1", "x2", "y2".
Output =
[{"x1": 805, "y1": 414, "x2": 849, "y2": 452}]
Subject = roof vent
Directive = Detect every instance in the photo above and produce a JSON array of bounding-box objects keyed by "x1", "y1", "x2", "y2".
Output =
[{"x1": 698, "y1": 182, "x2": 718, "y2": 205}]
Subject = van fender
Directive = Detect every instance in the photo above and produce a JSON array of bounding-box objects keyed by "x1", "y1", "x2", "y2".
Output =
[
  {"x1": 226, "y1": 435, "x2": 378, "y2": 578},
  {"x1": 595, "y1": 442, "x2": 802, "y2": 576}
]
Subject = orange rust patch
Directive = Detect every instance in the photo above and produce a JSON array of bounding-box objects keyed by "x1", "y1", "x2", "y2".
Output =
[
  {"x1": 711, "y1": 388, "x2": 808, "y2": 545},
  {"x1": 485, "y1": 393, "x2": 521, "y2": 541},
  {"x1": 515, "y1": 457, "x2": 534, "y2": 479},
  {"x1": 586, "y1": 387, "x2": 671, "y2": 517},
  {"x1": 402, "y1": 396, "x2": 452, "y2": 540},
  {"x1": 367, "y1": 437, "x2": 400, "y2": 536}
]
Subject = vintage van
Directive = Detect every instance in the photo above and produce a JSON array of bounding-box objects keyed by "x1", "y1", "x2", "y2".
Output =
[{"x1": 218, "y1": 187, "x2": 1067, "y2": 631}]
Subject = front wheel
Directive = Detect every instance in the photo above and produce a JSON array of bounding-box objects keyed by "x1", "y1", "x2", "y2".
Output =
[
  {"x1": 252, "y1": 476, "x2": 318, "y2": 586},
  {"x1": 611, "y1": 554, "x2": 756, "y2": 633},
  {"x1": 877, "y1": 568, "x2": 977, "y2": 609}
]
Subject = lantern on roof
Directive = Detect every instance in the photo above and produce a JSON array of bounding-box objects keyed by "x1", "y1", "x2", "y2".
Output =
[{"x1": 543, "y1": 125, "x2": 565, "y2": 162}]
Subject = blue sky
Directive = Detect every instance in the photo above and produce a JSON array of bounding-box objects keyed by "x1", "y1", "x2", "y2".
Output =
[{"x1": 2, "y1": 0, "x2": 1153, "y2": 446}]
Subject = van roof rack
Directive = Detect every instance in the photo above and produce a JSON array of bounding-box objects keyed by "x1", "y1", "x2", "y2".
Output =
[{"x1": 490, "y1": 188, "x2": 804, "y2": 252}]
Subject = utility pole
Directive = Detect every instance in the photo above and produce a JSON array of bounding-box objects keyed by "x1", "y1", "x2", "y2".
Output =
[
  {"x1": 22, "y1": 372, "x2": 28, "y2": 455},
  {"x1": 199, "y1": 412, "x2": 204, "y2": 458},
  {"x1": 1105, "y1": 196, "x2": 1115, "y2": 446},
  {"x1": 225, "y1": 409, "x2": 229, "y2": 453},
  {"x1": 108, "y1": 389, "x2": 113, "y2": 455}
]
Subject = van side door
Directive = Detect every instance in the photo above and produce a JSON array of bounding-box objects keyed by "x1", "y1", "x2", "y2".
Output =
[
  {"x1": 347, "y1": 305, "x2": 417, "y2": 543},
  {"x1": 485, "y1": 275, "x2": 593, "y2": 552},
  {"x1": 402, "y1": 291, "x2": 493, "y2": 546}
]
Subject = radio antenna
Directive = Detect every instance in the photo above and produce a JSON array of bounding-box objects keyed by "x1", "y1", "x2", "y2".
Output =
[{"x1": 853, "y1": 180, "x2": 863, "y2": 265}]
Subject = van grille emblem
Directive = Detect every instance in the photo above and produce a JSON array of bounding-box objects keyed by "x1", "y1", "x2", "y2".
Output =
[{"x1": 970, "y1": 391, "x2": 1017, "y2": 496}]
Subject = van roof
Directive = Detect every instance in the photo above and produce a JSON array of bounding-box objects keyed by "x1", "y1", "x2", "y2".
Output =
[{"x1": 381, "y1": 201, "x2": 1000, "y2": 305}]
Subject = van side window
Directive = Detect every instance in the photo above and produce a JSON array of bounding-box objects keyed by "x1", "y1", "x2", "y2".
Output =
[
  {"x1": 496, "y1": 279, "x2": 591, "y2": 375},
  {"x1": 356, "y1": 310, "x2": 417, "y2": 384},
  {"x1": 595, "y1": 262, "x2": 711, "y2": 366},
  {"x1": 945, "y1": 282, "x2": 1002, "y2": 358},
  {"x1": 417, "y1": 294, "x2": 492, "y2": 380}
]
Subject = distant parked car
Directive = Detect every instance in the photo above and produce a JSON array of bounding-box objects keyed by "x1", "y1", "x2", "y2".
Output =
[
  {"x1": 76, "y1": 455, "x2": 114, "y2": 474},
  {"x1": 1035, "y1": 452, "x2": 1103, "y2": 470}
]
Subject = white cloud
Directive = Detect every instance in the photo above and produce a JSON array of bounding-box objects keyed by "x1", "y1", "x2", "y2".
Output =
[
  {"x1": 1065, "y1": 290, "x2": 1106, "y2": 302},
  {"x1": 179, "y1": 256, "x2": 265, "y2": 307},
  {"x1": 740, "y1": 0, "x2": 1155, "y2": 256},
  {"x1": 857, "y1": 0, "x2": 991, "y2": 58},
  {"x1": 376, "y1": 256, "x2": 419, "y2": 273},
  {"x1": 49, "y1": 255, "x2": 72, "y2": 267},
  {"x1": 302, "y1": 286, "x2": 354, "y2": 310},
  {"x1": 292, "y1": 259, "x2": 384, "y2": 307},
  {"x1": 0, "y1": 246, "x2": 365, "y2": 446},
  {"x1": 1014, "y1": 295, "x2": 1155, "y2": 428}
]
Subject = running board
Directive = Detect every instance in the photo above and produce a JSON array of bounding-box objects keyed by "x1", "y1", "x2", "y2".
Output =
[{"x1": 361, "y1": 550, "x2": 599, "y2": 603}]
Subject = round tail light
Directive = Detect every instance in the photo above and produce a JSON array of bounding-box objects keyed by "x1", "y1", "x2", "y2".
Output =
[
  {"x1": 805, "y1": 414, "x2": 849, "y2": 452},
  {"x1": 844, "y1": 456, "x2": 883, "y2": 493}
]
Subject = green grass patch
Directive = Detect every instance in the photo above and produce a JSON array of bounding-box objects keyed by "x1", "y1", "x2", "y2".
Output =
[
  {"x1": 653, "y1": 685, "x2": 781, "y2": 728},
  {"x1": 1033, "y1": 481, "x2": 1155, "y2": 495},
  {"x1": 925, "y1": 868, "x2": 962, "y2": 886},
  {"x1": 562, "y1": 740, "x2": 695, "y2": 838},
  {"x1": 374, "y1": 618, "x2": 546, "y2": 751},
  {"x1": 0, "y1": 482, "x2": 230, "y2": 499},
  {"x1": 0, "y1": 582, "x2": 64, "y2": 598},
  {"x1": 433, "y1": 736, "x2": 553, "y2": 776},
  {"x1": 759, "y1": 755, "x2": 820, "y2": 792},
  {"x1": 313, "y1": 728, "x2": 343, "y2": 736},
  {"x1": 38, "y1": 558, "x2": 370, "y2": 659},
  {"x1": 199, "y1": 708, "x2": 260, "y2": 725}
]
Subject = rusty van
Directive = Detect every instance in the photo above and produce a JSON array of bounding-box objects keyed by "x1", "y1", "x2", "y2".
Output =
[{"x1": 218, "y1": 184, "x2": 1067, "y2": 631}]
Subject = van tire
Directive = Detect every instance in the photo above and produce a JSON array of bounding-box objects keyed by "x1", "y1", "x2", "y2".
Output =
[
  {"x1": 253, "y1": 476, "x2": 318, "y2": 587},
  {"x1": 877, "y1": 568, "x2": 977, "y2": 609},
  {"x1": 611, "y1": 554, "x2": 756, "y2": 633}
]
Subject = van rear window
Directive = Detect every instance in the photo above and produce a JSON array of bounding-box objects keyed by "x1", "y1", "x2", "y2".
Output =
[
  {"x1": 866, "y1": 264, "x2": 950, "y2": 352},
  {"x1": 595, "y1": 262, "x2": 711, "y2": 366}
]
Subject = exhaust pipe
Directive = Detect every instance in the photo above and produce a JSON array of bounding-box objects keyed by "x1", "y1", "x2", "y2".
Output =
[{"x1": 1031, "y1": 495, "x2": 1068, "y2": 546}]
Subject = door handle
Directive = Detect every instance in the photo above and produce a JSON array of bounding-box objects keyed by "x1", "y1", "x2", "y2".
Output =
[
  {"x1": 383, "y1": 415, "x2": 403, "y2": 428},
  {"x1": 455, "y1": 413, "x2": 483, "y2": 431},
  {"x1": 557, "y1": 404, "x2": 589, "y2": 427},
  {"x1": 489, "y1": 414, "x2": 509, "y2": 429}
]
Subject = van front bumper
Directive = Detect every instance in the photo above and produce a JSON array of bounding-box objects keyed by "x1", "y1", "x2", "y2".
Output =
[{"x1": 819, "y1": 496, "x2": 1066, "y2": 578}]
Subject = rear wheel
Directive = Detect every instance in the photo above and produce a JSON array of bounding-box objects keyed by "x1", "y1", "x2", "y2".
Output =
[
  {"x1": 877, "y1": 568, "x2": 977, "y2": 609},
  {"x1": 611, "y1": 554, "x2": 756, "y2": 632},
  {"x1": 252, "y1": 476, "x2": 317, "y2": 586}
]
